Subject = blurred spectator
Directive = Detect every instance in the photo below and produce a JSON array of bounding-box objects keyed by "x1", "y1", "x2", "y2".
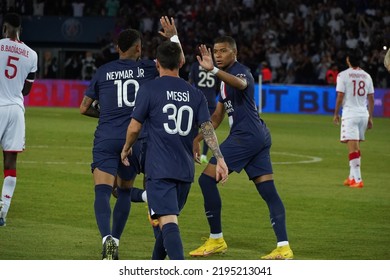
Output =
[
  {"x1": 316, "y1": 55, "x2": 331, "y2": 85},
  {"x1": 81, "y1": 51, "x2": 96, "y2": 80},
  {"x1": 105, "y1": 0, "x2": 119, "y2": 17},
  {"x1": 326, "y1": 63, "x2": 339, "y2": 85},
  {"x1": 64, "y1": 53, "x2": 82, "y2": 79},
  {"x1": 72, "y1": 0, "x2": 85, "y2": 17},
  {"x1": 33, "y1": 0, "x2": 44, "y2": 16},
  {"x1": 43, "y1": 51, "x2": 58, "y2": 79},
  {"x1": 259, "y1": 61, "x2": 272, "y2": 84}
]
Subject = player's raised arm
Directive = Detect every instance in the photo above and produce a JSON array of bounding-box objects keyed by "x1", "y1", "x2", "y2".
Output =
[
  {"x1": 159, "y1": 16, "x2": 185, "y2": 66},
  {"x1": 197, "y1": 44, "x2": 247, "y2": 90}
]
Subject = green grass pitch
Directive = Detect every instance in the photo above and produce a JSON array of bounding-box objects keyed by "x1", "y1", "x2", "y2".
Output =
[{"x1": 0, "y1": 107, "x2": 389, "y2": 260}]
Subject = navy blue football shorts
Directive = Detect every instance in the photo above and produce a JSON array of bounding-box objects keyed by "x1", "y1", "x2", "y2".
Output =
[
  {"x1": 91, "y1": 139, "x2": 143, "y2": 181},
  {"x1": 146, "y1": 178, "x2": 191, "y2": 219},
  {"x1": 209, "y1": 128, "x2": 273, "y2": 180}
]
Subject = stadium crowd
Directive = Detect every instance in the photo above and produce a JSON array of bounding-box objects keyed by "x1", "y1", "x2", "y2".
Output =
[{"x1": 1, "y1": 0, "x2": 389, "y2": 87}]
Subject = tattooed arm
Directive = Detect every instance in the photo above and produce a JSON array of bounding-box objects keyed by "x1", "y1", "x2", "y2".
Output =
[
  {"x1": 200, "y1": 121, "x2": 223, "y2": 159},
  {"x1": 200, "y1": 121, "x2": 229, "y2": 184},
  {"x1": 80, "y1": 96, "x2": 100, "y2": 118}
]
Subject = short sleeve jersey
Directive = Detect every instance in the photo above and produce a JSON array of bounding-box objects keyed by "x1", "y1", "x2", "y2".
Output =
[
  {"x1": 0, "y1": 38, "x2": 38, "y2": 110},
  {"x1": 336, "y1": 67, "x2": 374, "y2": 118},
  {"x1": 131, "y1": 76, "x2": 210, "y2": 182},
  {"x1": 84, "y1": 59, "x2": 158, "y2": 143},
  {"x1": 189, "y1": 61, "x2": 218, "y2": 108},
  {"x1": 218, "y1": 61, "x2": 264, "y2": 140}
]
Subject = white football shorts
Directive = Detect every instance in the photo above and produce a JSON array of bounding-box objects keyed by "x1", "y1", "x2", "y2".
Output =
[
  {"x1": 340, "y1": 116, "x2": 368, "y2": 142},
  {"x1": 0, "y1": 105, "x2": 25, "y2": 152}
]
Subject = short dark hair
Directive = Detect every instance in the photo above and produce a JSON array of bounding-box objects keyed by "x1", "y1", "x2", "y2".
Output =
[
  {"x1": 117, "y1": 29, "x2": 141, "y2": 52},
  {"x1": 214, "y1": 36, "x2": 237, "y2": 49},
  {"x1": 347, "y1": 49, "x2": 361, "y2": 67},
  {"x1": 3, "y1": 13, "x2": 21, "y2": 28},
  {"x1": 156, "y1": 41, "x2": 181, "y2": 70}
]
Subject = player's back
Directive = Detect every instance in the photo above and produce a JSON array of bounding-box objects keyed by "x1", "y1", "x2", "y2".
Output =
[
  {"x1": 0, "y1": 38, "x2": 38, "y2": 108},
  {"x1": 86, "y1": 59, "x2": 158, "y2": 142},
  {"x1": 133, "y1": 76, "x2": 210, "y2": 182},
  {"x1": 336, "y1": 67, "x2": 374, "y2": 117}
]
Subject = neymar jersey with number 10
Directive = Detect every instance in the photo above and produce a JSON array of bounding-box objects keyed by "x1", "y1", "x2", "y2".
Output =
[{"x1": 84, "y1": 59, "x2": 158, "y2": 143}]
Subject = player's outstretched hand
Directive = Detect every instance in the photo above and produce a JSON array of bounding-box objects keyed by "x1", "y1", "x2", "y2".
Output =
[
  {"x1": 159, "y1": 16, "x2": 177, "y2": 39},
  {"x1": 216, "y1": 158, "x2": 229, "y2": 185},
  {"x1": 196, "y1": 44, "x2": 214, "y2": 71},
  {"x1": 121, "y1": 146, "x2": 133, "y2": 166}
]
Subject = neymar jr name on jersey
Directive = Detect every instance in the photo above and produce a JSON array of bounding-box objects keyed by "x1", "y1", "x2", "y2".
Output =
[
  {"x1": 166, "y1": 90, "x2": 190, "y2": 102},
  {"x1": 106, "y1": 67, "x2": 145, "y2": 80}
]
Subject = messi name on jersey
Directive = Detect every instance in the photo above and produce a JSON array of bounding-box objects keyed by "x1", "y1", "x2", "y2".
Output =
[
  {"x1": 106, "y1": 67, "x2": 145, "y2": 80},
  {"x1": 167, "y1": 90, "x2": 190, "y2": 102}
]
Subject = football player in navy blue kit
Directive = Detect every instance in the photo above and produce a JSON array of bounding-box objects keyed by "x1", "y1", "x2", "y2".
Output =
[
  {"x1": 121, "y1": 41, "x2": 228, "y2": 260},
  {"x1": 79, "y1": 17, "x2": 180, "y2": 260},
  {"x1": 189, "y1": 36, "x2": 294, "y2": 260},
  {"x1": 188, "y1": 56, "x2": 219, "y2": 164}
]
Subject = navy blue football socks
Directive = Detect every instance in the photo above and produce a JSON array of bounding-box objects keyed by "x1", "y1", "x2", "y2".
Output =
[
  {"x1": 112, "y1": 187, "x2": 131, "y2": 239},
  {"x1": 152, "y1": 227, "x2": 167, "y2": 260},
  {"x1": 256, "y1": 180, "x2": 288, "y2": 242},
  {"x1": 94, "y1": 184, "x2": 113, "y2": 237},
  {"x1": 198, "y1": 173, "x2": 222, "y2": 234},
  {"x1": 161, "y1": 223, "x2": 184, "y2": 260}
]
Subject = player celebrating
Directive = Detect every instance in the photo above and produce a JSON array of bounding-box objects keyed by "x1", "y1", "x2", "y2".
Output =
[
  {"x1": 79, "y1": 17, "x2": 180, "y2": 259},
  {"x1": 189, "y1": 36, "x2": 294, "y2": 259},
  {"x1": 188, "y1": 52, "x2": 219, "y2": 164},
  {"x1": 0, "y1": 13, "x2": 38, "y2": 227},
  {"x1": 121, "y1": 41, "x2": 228, "y2": 260},
  {"x1": 333, "y1": 50, "x2": 374, "y2": 188}
]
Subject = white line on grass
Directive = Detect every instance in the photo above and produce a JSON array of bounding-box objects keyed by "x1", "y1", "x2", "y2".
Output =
[
  {"x1": 272, "y1": 152, "x2": 322, "y2": 164},
  {"x1": 20, "y1": 149, "x2": 322, "y2": 165}
]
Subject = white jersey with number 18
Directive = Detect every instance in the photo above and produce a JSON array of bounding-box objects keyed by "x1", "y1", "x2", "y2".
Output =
[
  {"x1": 336, "y1": 67, "x2": 374, "y2": 119},
  {"x1": 0, "y1": 38, "x2": 38, "y2": 110}
]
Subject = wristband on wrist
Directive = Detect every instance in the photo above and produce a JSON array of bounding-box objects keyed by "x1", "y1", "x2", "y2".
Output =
[
  {"x1": 210, "y1": 66, "x2": 219, "y2": 75},
  {"x1": 170, "y1": 35, "x2": 180, "y2": 43}
]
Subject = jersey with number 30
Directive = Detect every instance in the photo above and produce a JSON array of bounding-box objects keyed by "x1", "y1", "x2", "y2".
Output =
[
  {"x1": 84, "y1": 59, "x2": 158, "y2": 143},
  {"x1": 131, "y1": 76, "x2": 210, "y2": 182},
  {"x1": 336, "y1": 67, "x2": 374, "y2": 118},
  {"x1": 0, "y1": 38, "x2": 38, "y2": 110}
]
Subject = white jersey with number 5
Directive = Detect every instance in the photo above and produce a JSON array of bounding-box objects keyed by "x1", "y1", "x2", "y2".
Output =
[
  {"x1": 336, "y1": 67, "x2": 374, "y2": 119},
  {"x1": 0, "y1": 38, "x2": 38, "y2": 110}
]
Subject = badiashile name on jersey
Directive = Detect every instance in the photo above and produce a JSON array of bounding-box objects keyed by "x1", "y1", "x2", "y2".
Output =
[
  {"x1": 167, "y1": 90, "x2": 190, "y2": 102},
  {"x1": 1, "y1": 44, "x2": 29, "y2": 58},
  {"x1": 106, "y1": 68, "x2": 145, "y2": 80}
]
